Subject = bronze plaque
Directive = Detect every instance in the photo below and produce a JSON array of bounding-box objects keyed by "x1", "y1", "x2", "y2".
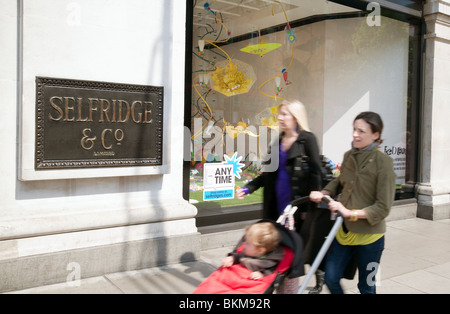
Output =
[{"x1": 35, "y1": 77, "x2": 163, "y2": 169}]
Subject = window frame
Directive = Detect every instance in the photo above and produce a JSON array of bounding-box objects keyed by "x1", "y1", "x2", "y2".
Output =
[{"x1": 183, "y1": 0, "x2": 424, "y2": 216}]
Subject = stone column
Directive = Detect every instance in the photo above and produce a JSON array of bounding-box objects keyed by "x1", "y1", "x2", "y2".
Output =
[{"x1": 418, "y1": 0, "x2": 450, "y2": 220}]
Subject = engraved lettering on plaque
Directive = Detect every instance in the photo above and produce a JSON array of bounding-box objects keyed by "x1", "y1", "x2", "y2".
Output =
[{"x1": 35, "y1": 77, "x2": 163, "y2": 169}]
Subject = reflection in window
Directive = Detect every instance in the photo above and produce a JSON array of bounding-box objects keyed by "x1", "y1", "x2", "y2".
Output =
[{"x1": 189, "y1": 0, "x2": 419, "y2": 210}]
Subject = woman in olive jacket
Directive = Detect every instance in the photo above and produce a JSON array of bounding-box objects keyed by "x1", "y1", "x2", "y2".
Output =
[{"x1": 310, "y1": 111, "x2": 396, "y2": 294}]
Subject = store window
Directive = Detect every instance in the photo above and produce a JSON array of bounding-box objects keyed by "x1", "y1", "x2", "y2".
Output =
[
  {"x1": 383, "y1": 0, "x2": 423, "y2": 11},
  {"x1": 186, "y1": 0, "x2": 421, "y2": 224}
]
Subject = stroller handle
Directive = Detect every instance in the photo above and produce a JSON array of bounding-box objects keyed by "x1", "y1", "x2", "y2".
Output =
[
  {"x1": 289, "y1": 196, "x2": 309, "y2": 207},
  {"x1": 321, "y1": 195, "x2": 333, "y2": 204},
  {"x1": 289, "y1": 195, "x2": 333, "y2": 206}
]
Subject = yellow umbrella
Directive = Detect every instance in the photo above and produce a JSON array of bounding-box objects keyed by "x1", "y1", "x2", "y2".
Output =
[
  {"x1": 240, "y1": 42, "x2": 282, "y2": 57},
  {"x1": 211, "y1": 60, "x2": 256, "y2": 97}
]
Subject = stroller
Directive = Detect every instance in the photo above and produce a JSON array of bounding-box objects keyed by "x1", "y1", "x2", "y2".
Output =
[{"x1": 193, "y1": 199, "x2": 308, "y2": 294}]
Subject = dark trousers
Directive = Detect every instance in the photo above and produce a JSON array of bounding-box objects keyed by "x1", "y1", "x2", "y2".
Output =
[{"x1": 324, "y1": 236, "x2": 385, "y2": 294}]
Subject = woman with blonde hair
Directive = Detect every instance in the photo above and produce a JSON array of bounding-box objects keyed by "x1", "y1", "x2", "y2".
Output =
[
  {"x1": 237, "y1": 100, "x2": 322, "y2": 292},
  {"x1": 237, "y1": 100, "x2": 321, "y2": 220}
]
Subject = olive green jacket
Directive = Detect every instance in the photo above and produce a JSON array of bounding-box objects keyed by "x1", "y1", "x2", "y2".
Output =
[{"x1": 324, "y1": 145, "x2": 396, "y2": 234}]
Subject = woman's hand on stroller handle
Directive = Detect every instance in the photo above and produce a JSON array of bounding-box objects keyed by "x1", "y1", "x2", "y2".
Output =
[
  {"x1": 309, "y1": 191, "x2": 330, "y2": 203},
  {"x1": 309, "y1": 192, "x2": 341, "y2": 219}
]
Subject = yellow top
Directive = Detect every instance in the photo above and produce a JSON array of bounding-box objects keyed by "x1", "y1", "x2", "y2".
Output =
[{"x1": 336, "y1": 225, "x2": 384, "y2": 246}]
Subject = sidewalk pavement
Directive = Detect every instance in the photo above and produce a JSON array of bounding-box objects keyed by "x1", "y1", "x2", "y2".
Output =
[{"x1": 5, "y1": 218, "x2": 450, "y2": 294}]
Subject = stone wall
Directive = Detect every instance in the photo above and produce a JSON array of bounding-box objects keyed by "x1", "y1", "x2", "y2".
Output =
[{"x1": 0, "y1": 0, "x2": 198, "y2": 292}]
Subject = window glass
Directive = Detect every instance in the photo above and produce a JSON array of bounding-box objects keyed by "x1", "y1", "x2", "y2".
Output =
[
  {"x1": 383, "y1": 0, "x2": 422, "y2": 10},
  {"x1": 188, "y1": 0, "x2": 418, "y2": 213}
]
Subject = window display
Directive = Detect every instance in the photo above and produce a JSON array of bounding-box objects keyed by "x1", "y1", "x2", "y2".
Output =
[{"x1": 188, "y1": 0, "x2": 420, "y2": 216}]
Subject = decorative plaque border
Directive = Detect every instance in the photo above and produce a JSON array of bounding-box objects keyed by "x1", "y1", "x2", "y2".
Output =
[{"x1": 35, "y1": 77, "x2": 164, "y2": 169}]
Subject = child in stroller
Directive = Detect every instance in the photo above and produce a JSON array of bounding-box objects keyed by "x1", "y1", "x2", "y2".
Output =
[
  {"x1": 193, "y1": 220, "x2": 304, "y2": 294},
  {"x1": 222, "y1": 222, "x2": 284, "y2": 280}
]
